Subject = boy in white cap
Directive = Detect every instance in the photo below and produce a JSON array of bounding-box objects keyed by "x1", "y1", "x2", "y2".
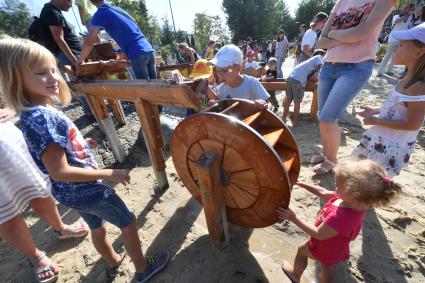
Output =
[{"x1": 209, "y1": 44, "x2": 270, "y2": 108}]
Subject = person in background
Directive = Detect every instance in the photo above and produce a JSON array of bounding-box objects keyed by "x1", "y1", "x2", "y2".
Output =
[
  {"x1": 311, "y1": 0, "x2": 396, "y2": 174},
  {"x1": 261, "y1": 57, "x2": 279, "y2": 112},
  {"x1": 208, "y1": 44, "x2": 269, "y2": 108},
  {"x1": 204, "y1": 40, "x2": 216, "y2": 60},
  {"x1": 282, "y1": 49, "x2": 326, "y2": 126},
  {"x1": 410, "y1": 5, "x2": 425, "y2": 27},
  {"x1": 78, "y1": 0, "x2": 156, "y2": 80},
  {"x1": 299, "y1": 12, "x2": 328, "y2": 63},
  {"x1": 295, "y1": 24, "x2": 307, "y2": 65},
  {"x1": 244, "y1": 49, "x2": 258, "y2": 69},
  {"x1": 39, "y1": 0, "x2": 82, "y2": 66},
  {"x1": 353, "y1": 23, "x2": 425, "y2": 177},
  {"x1": 178, "y1": 42, "x2": 201, "y2": 63},
  {"x1": 275, "y1": 30, "x2": 289, "y2": 78},
  {"x1": 75, "y1": 0, "x2": 97, "y2": 32},
  {"x1": 242, "y1": 36, "x2": 253, "y2": 58},
  {"x1": 377, "y1": 3, "x2": 415, "y2": 77}
]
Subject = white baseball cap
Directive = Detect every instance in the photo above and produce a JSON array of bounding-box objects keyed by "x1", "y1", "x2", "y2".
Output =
[
  {"x1": 210, "y1": 44, "x2": 243, "y2": 68},
  {"x1": 392, "y1": 22, "x2": 425, "y2": 44}
]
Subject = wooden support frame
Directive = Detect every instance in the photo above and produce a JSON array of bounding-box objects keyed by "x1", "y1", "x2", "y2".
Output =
[
  {"x1": 71, "y1": 79, "x2": 203, "y2": 190},
  {"x1": 261, "y1": 78, "x2": 318, "y2": 120},
  {"x1": 196, "y1": 151, "x2": 229, "y2": 242}
]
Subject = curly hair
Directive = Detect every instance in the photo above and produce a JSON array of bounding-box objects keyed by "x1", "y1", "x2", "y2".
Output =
[{"x1": 335, "y1": 160, "x2": 401, "y2": 208}]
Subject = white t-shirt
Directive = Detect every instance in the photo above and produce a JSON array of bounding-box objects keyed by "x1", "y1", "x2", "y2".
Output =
[
  {"x1": 288, "y1": 55, "x2": 323, "y2": 87},
  {"x1": 218, "y1": 75, "x2": 270, "y2": 101},
  {"x1": 388, "y1": 14, "x2": 415, "y2": 43},
  {"x1": 244, "y1": 61, "x2": 258, "y2": 68},
  {"x1": 301, "y1": 28, "x2": 317, "y2": 53}
]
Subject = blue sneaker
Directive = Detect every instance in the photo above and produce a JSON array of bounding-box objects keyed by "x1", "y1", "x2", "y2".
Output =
[{"x1": 135, "y1": 252, "x2": 169, "y2": 283}]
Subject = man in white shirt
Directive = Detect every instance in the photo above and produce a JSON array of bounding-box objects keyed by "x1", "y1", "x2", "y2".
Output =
[
  {"x1": 377, "y1": 4, "x2": 415, "y2": 76},
  {"x1": 299, "y1": 12, "x2": 328, "y2": 63}
]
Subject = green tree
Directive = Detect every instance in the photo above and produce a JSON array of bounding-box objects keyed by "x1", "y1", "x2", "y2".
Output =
[
  {"x1": 110, "y1": 0, "x2": 160, "y2": 44},
  {"x1": 161, "y1": 17, "x2": 174, "y2": 46},
  {"x1": 193, "y1": 13, "x2": 229, "y2": 52},
  {"x1": 0, "y1": 0, "x2": 32, "y2": 38},
  {"x1": 294, "y1": 0, "x2": 336, "y2": 28},
  {"x1": 193, "y1": 13, "x2": 214, "y2": 52},
  {"x1": 222, "y1": 0, "x2": 284, "y2": 43},
  {"x1": 281, "y1": 0, "x2": 298, "y2": 41}
]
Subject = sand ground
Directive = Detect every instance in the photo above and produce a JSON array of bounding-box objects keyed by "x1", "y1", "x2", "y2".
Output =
[{"x1": 0, "y1": 58, "x2": 424, "y2": 283}]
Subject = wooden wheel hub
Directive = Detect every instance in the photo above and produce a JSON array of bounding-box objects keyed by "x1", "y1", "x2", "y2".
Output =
[{"x1": 171, "y1": 99, "x2": 300, "y2": 228}]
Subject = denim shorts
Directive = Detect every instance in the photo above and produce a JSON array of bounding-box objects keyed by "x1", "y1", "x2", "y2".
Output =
[
  {"x1": 318, "y1": 60, "x2": 373, "y2": 123},
  {"x1": 286, "y1": 77, "x2": 305, "y2": 102},
  {"x1": 72, "y1": 192, "x2": 134, "y2": 230}
]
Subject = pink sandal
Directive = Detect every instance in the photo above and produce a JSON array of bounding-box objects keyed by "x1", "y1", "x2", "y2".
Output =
[
  {"x1": 312, "y1": 157, "x2": 336, "y2": 175},
  {"x1": 308, "y1": 153, "x2": 325, "y2": 164}
]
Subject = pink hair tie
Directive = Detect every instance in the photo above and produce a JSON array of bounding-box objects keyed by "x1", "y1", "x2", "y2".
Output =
[{"x1": 384, "y1": 176, "x2": 393, "y2": 185}]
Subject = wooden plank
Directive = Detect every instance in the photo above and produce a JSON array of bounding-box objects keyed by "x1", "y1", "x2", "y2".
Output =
[
  {"x1": 71, "y1": 80, "x2": 201, "y2": 109},
  {"x1": 241, "y1": 68, "x2": 262, "y2": 78},
  {"x1": 188, "y1": 142, "x2": 205, "y2": 162},
  {"x1": 150, "y1": 103, "x2": 165, "y2": 148},
  {"x1": 310, "y1": 88, "x2": 318, "y2": 120},
  {"x1": 242, "y1": 111, "x2": 262, "y2": 126},
  {"x1": 108, "y1": 99, "x2": 126, "y2": 125},
  {"x1": 135, "y1": 98, "x2": 166, "y2": 172},
  {"x1": 220, "y1": 101, "x2": 240, "y2": 114},
  {"x1": 226, "y1": 183, "x2": 257, "y2": 209},
  {"x1": 229, "y1": 169, "x2": 259, "y2": 194},
  {"x1": 221, "y1": 145, "x2": 251, "y2": 174},
  {"x1": 274, "y1": 144, "x2": 297, "y2": 172},
  {"x1": 257, "y1": 127, "x2": 284, "y2": 148},
  {"x1": 198, "y1": 140, "x2": 225, "y2": 168},
  {"x1": 196, "y1": 152, "x2": 228, "y2": 242}
]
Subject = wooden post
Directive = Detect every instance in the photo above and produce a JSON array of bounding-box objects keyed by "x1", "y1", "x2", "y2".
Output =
[
  {"x1": 196, "y1": 151, "x2": 229, "y2": 242},
  {"x1": 310, "y1": 88, "x2": 318, "y2": 120},
  {"x1": 135, "y1": 97, "x2": 168, "y2": 190}
]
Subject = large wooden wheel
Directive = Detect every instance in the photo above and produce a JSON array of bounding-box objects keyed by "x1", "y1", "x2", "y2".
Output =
[{"x1": 171, "y1": 99, "x2": 300, "y2": 228}]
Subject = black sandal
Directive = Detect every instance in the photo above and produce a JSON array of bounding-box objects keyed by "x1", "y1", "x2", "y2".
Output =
[{"x1": 105, "y1": 251, "x2": 126, "y2": 282}]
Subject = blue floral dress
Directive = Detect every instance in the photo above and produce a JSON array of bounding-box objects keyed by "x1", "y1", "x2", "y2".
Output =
[{"x1": 352, "y1": 88, "x2": 425, "y2": 176}]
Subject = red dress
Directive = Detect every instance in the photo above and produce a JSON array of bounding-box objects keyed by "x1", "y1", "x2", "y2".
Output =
[{"x1": 308, "y1": 193, "x2": 366, "y2": 266}]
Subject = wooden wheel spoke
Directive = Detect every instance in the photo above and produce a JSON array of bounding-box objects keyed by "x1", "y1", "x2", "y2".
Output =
[
  {"x1": 226, "y1": 184, "x2": 257, "y2": 209},
  {"x1": 230, "y1": 182, "x2": 259, "y2": 197}
]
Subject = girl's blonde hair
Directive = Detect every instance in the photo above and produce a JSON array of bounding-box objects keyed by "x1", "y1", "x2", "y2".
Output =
[
  {"x1": 335, "y1": 160, "x2": 401, "y2": 208},
  {"x1": 0, "y1": 38, "x2": 71, "y2": 113},
  {"x1": 405, "y1": 40, "x2": 425, "y2": 88}
]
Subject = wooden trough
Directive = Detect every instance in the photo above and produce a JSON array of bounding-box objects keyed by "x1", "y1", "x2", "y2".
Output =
[{"x1": 171, "y1": 99, "x2": 300, "y2": 241}]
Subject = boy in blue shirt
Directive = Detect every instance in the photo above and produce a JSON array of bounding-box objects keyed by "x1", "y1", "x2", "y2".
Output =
[
  {"x1": 77, "y1": 0, "x2": 156, "y2": 80},
  {"x1": 283, "y1": 49, "x2": 326, "y2": 125}
]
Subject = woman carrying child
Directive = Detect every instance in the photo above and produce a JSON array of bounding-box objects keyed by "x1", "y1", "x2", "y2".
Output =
[
  {"x1": 353, "y1": 23, "x2": 425, "y2": 176},
  {"x1": 0, "y1": 38, "x2": 169, "y2": 283},
  {"x1": 311, "y1": 0, "x2": 396, "y2": 174},
  {"x1": 277, "y1": 160, "x2": 401, "y2": 283}
]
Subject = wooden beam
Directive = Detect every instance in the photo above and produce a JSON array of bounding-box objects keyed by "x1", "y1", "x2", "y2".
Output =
[
  {"x1": 196, "y1": 151, "x2": 228, "y2": 242},
  {"x1": 71, "y1": 80, "x2": 201, "y2": 109},
  {"x1": 135, "y1": 98, "x2": 166, "y2": 172}
]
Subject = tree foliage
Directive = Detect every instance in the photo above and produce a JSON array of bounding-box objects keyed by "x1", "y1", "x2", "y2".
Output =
[
  {"x1": 111, "y1": 0, "x2": 161, "y2": 45},
  {"x1": 0, "y1": 0, "x2": 32, "y2": 38},
  {"x1": 294, "y1": 0, "x2": 336, "y2": 29},
  {"x1": 161, "y1": 17, "x2": 174, "y2": 46},
  {"x1": 222, "y1": 0, "x2": 284, "y2": 43},
  {"x1": 193, "y1": 12, "x2": 229, "y2": 52}
]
